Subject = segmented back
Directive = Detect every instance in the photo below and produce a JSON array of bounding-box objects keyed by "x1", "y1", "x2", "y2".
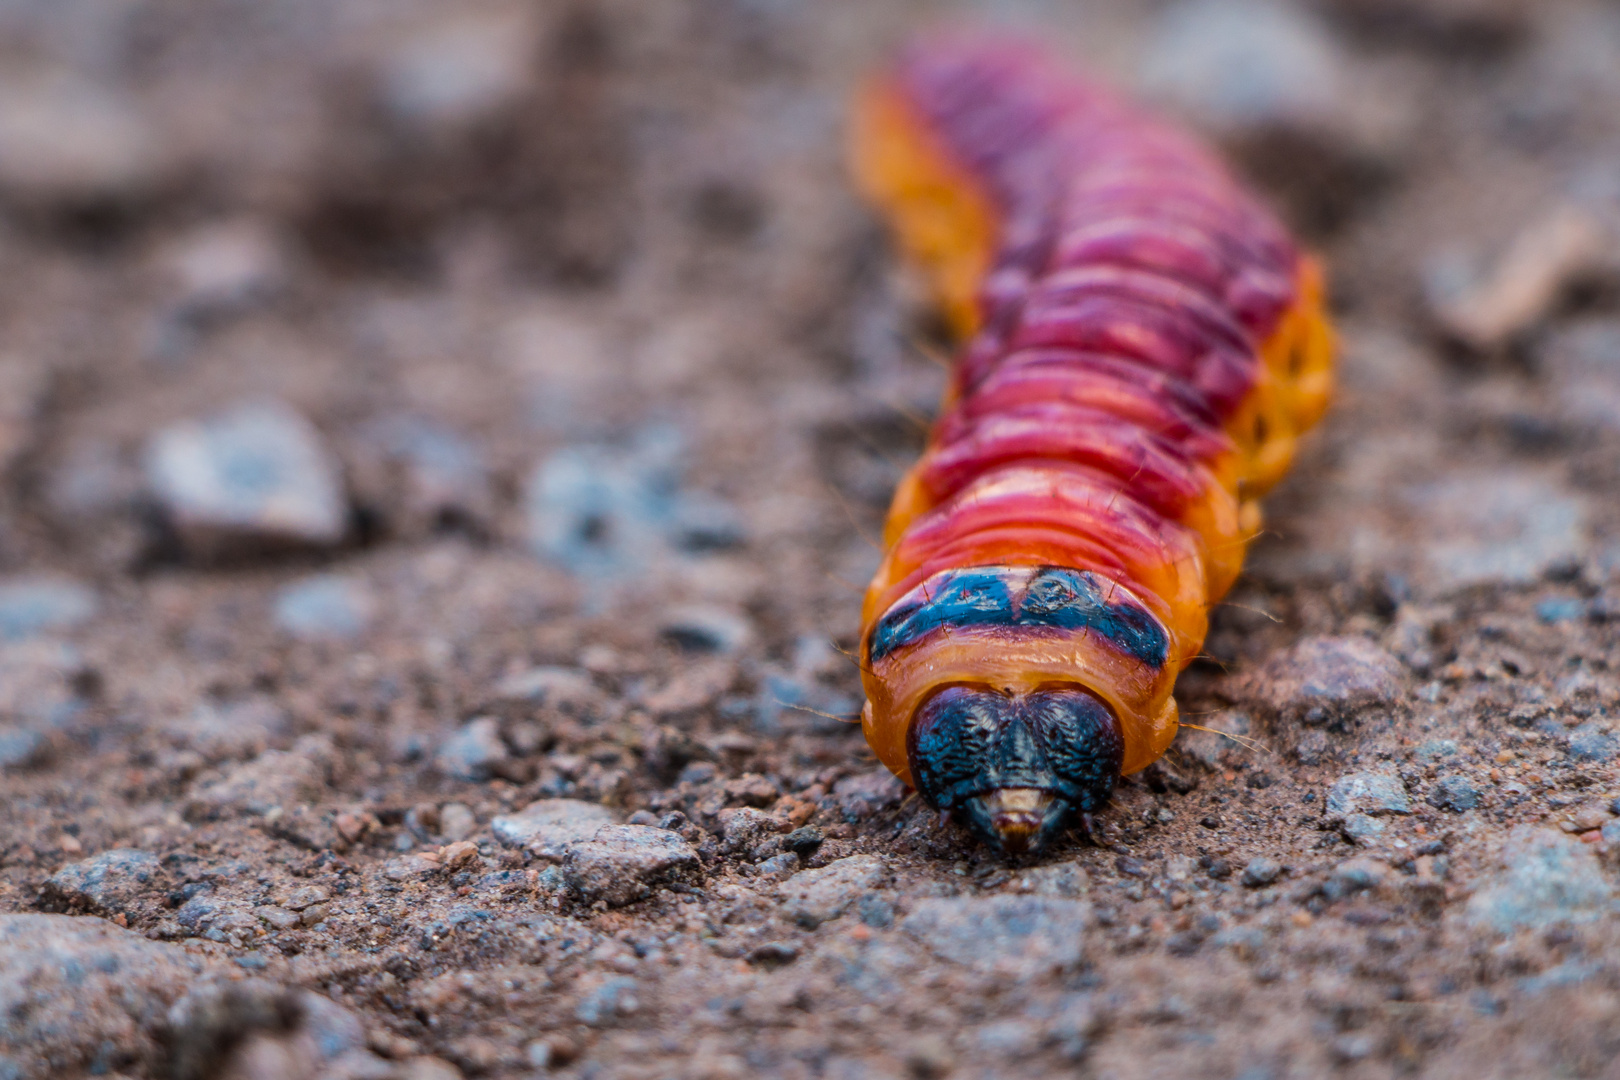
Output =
[{"x1": 851, "y1": 37, "x2": 1334, "y2": 786}]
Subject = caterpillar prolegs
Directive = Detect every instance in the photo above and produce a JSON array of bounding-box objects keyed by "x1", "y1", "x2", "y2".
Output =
[{"x1": 850, "y1": 37, "x2": 1335, "y2": 853}]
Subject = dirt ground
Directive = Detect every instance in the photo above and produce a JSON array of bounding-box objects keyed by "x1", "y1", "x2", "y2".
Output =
[{"x1": 4, "y1": 1, "x2": 1620, "y2": 1078}]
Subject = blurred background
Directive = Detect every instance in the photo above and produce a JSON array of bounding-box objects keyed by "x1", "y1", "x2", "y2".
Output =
[{"x1": 3, "y1": 1, "x2": 1620, "y2": 1077}]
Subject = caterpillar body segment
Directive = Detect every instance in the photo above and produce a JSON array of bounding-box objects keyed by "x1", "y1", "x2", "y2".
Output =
[{"x1": 850, "y1": 37, "x2": 1335, "y2": 853}]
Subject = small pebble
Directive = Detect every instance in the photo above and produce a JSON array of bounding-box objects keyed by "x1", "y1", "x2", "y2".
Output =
[
  {"x1": 1241, "y1": 858, "x2": 1282, "y2": 888},
  {"x1": 144, "y1": 401, "x2": 347, "y2": 558},
  {"x1": 273, "y1": 575, "x2": 372, "y2": 640},
  {"x1": 1326, "y1": 771, "x2": 1411, "y2": 818},
  {"x1": 434, "y1": 717, "x2": 509, "y2": 782},
  {"x1": 563, "y1": 825, "x2": 702, "y2": 907},
  {"x1": 1427, "y1": 775, "x2": 1482, "y2": 812}
]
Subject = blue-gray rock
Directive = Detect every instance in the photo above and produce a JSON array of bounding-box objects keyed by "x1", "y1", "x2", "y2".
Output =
[
  {"x1": 1341, "y1": 814, "x2": 1386, "y2": 845},
  {"x1": 40, "y1": 849, "x2": 162, "y2": 916},
  {"x1": 1466, "y1": 828, "x2": 1614, "y2": 932},
  {"x1": 1241, "y1": 857, "x2": 1283, "y2": 888},
  {"x1": 0, "y1": 578, "x2": 96, "y2": 640},
  {"x1": 562, "y1": 825, "x2": 702, "y2": 907},
  {"x1": 273, "y1": 575, "x2": 372, "y2": 641},
  {"x1": 777, "y1": 854, "x2": 887, "y2": 929},
  {"x1": 434, "y1": 717, "x2": 509, "y2": 782},
  {"x1": 1413, "y1": 739, "x2": 1459, "y2": 762},
  {"x1": 0, "y1": 725, "x2": 49, "y2": 770},
  {"x1": 1326, "y1": 771, "x2": 1411, "y2": 819},
  {"x1": 490, "y1": 799, "x2": 619, "y2": 860},
  {"x1": 902, "y1": 895, "x2": 1091, "y2": 977},
  {"x1": 1536, "y1": 597, "x2": 1586, "y2": 623},
  {"x1": 357, "y1": 415, "x2": 493, "y2": 534},
  {"x1": 144, "y1": 401, "x2": 347, "y2": 558},
  {"x1": 525, "y1": 432, "x2": 682, "y2": 577},
  {"x1": 833, "y1": 768, "x2": 906, "y2": 821},
  {"x1": 525, "y1": 424, "x2": 745, "y2": 577},
  {"x1": 1246, "y1": 637, "x2": 1403, "y2": 724},
  {"x1": 1566, "y1": 723, "x2": 1617, "y2": 763},
  {"x1": 1428, "y1": 775, "x2": 1482, "y2": 812},
  {"x1": 1323, "y1": 857, "x2": 1388, "y2": 901},
  {"x1": 574, "y1": 977, "x2": 640, "y2": 1027},
  {"x1": 1139, "y1": 0, "x2": 1346, "y2": 134}
]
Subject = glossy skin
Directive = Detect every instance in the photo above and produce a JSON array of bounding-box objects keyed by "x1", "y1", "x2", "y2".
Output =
[{"x1": 850, "y1": 37, "x2": 1335, "y2": 852}]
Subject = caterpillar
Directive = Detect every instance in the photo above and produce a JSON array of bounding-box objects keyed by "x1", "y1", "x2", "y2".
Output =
[{"x1": 850, "y1": 36, "x2": 1335, "y2": 853}]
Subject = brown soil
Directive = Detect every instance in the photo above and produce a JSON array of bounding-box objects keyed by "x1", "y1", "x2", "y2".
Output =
[{"x1": 4, "y1": 1, "x2": 1620, "y2": 1078}]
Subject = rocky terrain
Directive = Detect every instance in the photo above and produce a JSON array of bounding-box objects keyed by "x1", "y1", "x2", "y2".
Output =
[{"x1": 3, "y1": 0, "x2": 1620, "y2": 1077}]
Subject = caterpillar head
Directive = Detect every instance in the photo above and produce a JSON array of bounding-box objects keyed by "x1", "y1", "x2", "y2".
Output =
[{"x1": 907, "y1": 683, "x2": 1123, "y2": 855}]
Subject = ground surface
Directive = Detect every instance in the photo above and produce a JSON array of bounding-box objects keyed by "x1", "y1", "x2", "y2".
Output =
[{"x1": 3, "y1": 1, "x2": 1620, "y2": 1078}]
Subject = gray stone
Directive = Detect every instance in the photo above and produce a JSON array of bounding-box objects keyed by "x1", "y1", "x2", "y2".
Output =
[
  {"x1": 434, "y1": 717, "x2": 508, "y2": 782},
  {"x1": 1465, "y1": 827, "x2": 1615, "y2": 932},
  {"x1": 144, "y1": 401, "x2": 347, "y2": 558},
  {"x1": 1341, "y1": 814, "x2": 1387, "y2": 845},
  {"x1": 0, "y1": 913, "x2": 212, "y2": 1079},
  {"x1": 573, "y1": 976, "x2": 640, "y2": 1027},
  {"x1": 658, "y1": 605, "x2": 753, "y2": 654},
  {"x1": 1139, "y1": 0, "x2": 1346, "y2": 133},
  {"x1": 252, "y1": 905, "x2": 300, "y2": 932},
  {"x1": 563, "y1": 825, "x2": 702, "y2": 907},
  {"x1": 1244, "y1": 637, "x2": 1403, "y2": 724},
  {"x1": 1323, "y1": 857, "x2": 1388, "y2": 901},
  {"x1": 1427, "y1": 775, "x2": 1482, "y2": 812},
  {"x1": 1326, "y1": 771, "x2": 1411, "y2": 819},
  {"x1": 1241, "y1": 857, "x2": 1283, "y2": 888},
  {"x1": 0, "y1": 725, "x2": 49, "y2": 770},
  {"x1": 833, "y1": 768, "x2": 906, "y2": 820},
  {"x1": 525, "y1": 424, "x2": 743, "y2": 577},
  {"x1": 40, "y1": 849, "x2": 162, "y2": 916},
  {"x1": 777, "y1": 854, "x2": 887, "y2": 929},
  {"x1": 1566, "y1": 723, "x2": 1617, "y2": 763},
  {"x1": 353, "y1": 415, "x2": 493, "y2": 536},
  {"x1": 756, "y1": 853, "x2": 800, "y2": 880},
  {"x1": 1413, "y1": 739, "x2": 1459, "y2": 762},
  {"x1": 902, "y1": 895, "x2": 1091, "y2": 977},
  {"x1": 525, "y1": 429, "x2": 683, "y2": 577},
  {"x1": 715, "y1": 806, "x2": 782, "y2": 856},
  {"x1": 490, "y1": 799, "x2": 619, "y2": 860},
  {"x1": 0, "y1": 578, "x2": 96, "y2": 640},
  {"x1": 273, "y1": 575, "x2": 373, "y2": 641}
]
